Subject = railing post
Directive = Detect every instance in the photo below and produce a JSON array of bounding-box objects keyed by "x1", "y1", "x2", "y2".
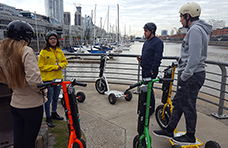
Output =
[
  {"x1": 211, "y1": 64, "x2": 228, "y2": 119},
  {"x1": 63, "y1": 67, "x2": 67, "y2": 81},
  {"x1": 133, "y1": 62, "x2": 141, "y2": 94}
]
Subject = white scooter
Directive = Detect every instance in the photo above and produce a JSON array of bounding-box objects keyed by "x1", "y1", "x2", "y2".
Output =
[{"x1": 95, "y1": 54, "x2": 132, "y2": 105}]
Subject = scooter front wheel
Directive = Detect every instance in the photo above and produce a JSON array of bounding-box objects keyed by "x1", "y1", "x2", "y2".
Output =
[
  {"x1": 155, "y1": 105, "x2": 171, "y2": 130},
  {"x1": 133, "y1": 135, "x2": 148, "y2": 148},
  {"x1": 124, "y1": 91, "x2": 132, "y2": 101},
  {"x1": 95, "y1": 78, "x2": 107, "y2": 94},
  {"x1": 108, "y1": 93, "x2": 117, "y2": 105},
  {"x1": 77, "y1": 92, "x2": 86, "y2": 103}
]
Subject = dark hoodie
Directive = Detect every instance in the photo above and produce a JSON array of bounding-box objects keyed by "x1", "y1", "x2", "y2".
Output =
[{"x1": 177, "y1": 19, "x2": 213, "y2": 81}]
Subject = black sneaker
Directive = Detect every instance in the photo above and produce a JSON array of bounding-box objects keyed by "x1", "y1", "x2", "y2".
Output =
[
  {"x1": 51, "y1": 112, "x2": 64, "y2": 120},
  {"x1": 172, "y1": 134, "x2": 196, "y2": 145},
  {"x1": 46, "y1": 117, "x2": 55, "y2": 128},
  {"x1": 153, "y1": 130, "x2": 173, "y2": 139}
]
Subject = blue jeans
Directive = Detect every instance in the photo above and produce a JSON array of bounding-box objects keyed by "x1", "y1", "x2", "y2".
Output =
[{"x1": 44, "y1": 81, "x2": 61, "y2": 117}]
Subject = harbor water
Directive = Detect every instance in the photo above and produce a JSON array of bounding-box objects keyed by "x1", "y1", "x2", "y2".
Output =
[
  {"x1": 121, "y1": 41, "x2": 228, "y2": 62},
  {"x1": 67, "y1": 41, "x2": 228, "y2": 98},
  {"x1": 114, "y1": 41, "x2": 228, "y2": 98}
]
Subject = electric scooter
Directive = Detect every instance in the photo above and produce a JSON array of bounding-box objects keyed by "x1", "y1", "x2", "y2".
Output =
[
  {"x1": 125, "y1": 76, "x2": 173, "y2": 148},
  {"x1": 95, "y1": 54, "x2": 132, "y2": 105},
  {"x1": 155, "y1": 62, "x2": 221, "y2": 148},
  {"x1": 38, "y1": 79, "x2": 87, "y2": 148}
]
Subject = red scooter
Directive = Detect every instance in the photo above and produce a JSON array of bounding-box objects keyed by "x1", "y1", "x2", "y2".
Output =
[{"x1": 38, "y1": 79, "x2": 87, "y2": 148}]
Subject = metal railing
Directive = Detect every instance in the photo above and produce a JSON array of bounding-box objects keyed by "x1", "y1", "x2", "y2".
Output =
[{"x1": 62, "y1": 53, "x2": 228, "y2": 119}]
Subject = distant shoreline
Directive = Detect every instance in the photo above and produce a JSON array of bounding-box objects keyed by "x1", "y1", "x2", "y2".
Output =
[{"x1": 163, "y1": 40, "x2": 228, "y2": 47}]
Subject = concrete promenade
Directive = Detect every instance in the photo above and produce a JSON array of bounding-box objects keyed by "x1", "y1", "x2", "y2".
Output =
[{"x1": 55, "y1": 83, "x2": 228, "y2": 148}]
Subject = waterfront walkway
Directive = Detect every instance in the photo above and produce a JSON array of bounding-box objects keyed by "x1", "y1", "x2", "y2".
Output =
[{"x1": 54, "y1": 83, "x2": 228, "y2": 148}]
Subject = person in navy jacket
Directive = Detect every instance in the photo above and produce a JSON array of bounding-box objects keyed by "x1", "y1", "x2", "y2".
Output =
[{"x1": 137, "y1": 22, "x2": 164, "y2": 116}]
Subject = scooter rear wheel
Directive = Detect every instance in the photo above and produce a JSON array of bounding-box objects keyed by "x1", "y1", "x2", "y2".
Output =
[
  {"x1": 108, "y1": 93, "x2": 117, "y2": 105},
  {"x1": 171, "y1": 145, "x2": 181, "y2": 148},
  {"x1": 205, "y1": 140, "x2": 221, "y2": 148},
  {"x1": 77, "y1": 92, "x2": 86, "y2": 103},
  {"x1": 133, "y1": 135, "x2": 148, "y2": 148},
  {"x1": 95, "y1": 78, "x2": 107, "y2": 94},
  {"x1": 73, "y1": 139, "x2": 86, "y2": 148},
  {"x1": 124, "y1": 91, "x2": 132, "y2": 101},
  {"x1": 155, "y1": 105, "x2": 171, "y2": 130}
]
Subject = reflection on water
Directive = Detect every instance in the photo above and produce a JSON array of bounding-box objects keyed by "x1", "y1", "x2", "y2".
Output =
[
  {"x1": 121, "y1": 41, "x2": 228, "y2": 97},
  {"x1": 68, "y1": 41, "x2": 228, "y2": 97},
  {"x1": 123, "y1": 41, "x2": 228, "y2": 62}
]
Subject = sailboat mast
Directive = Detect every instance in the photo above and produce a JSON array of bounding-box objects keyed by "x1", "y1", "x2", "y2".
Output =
[
  {"x1": 117, "y1": 4, "x2": 119, "y2": 44},
  {"x1": 94, "y1": 4, "x2": 97, "y2": 45},
  {"x1": 107, "y1": 6, "x2": 109, "y2": 44}
]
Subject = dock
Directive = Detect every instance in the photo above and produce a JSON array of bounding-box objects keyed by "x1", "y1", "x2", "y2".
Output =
[{"x1": 54, "y1": 83, "x2": 228, "y2": 148}]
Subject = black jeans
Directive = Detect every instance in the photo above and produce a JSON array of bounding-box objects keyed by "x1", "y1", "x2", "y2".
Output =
[
  {"x1": 10, "y1": 105, "x2": 43, "y2": 148},
  {"x1": 168, "y1": 71, "x2": 205, "y2": 133}
]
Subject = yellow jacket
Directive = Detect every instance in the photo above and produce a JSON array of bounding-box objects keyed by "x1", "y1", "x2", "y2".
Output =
[{"x1": 38, "y1": 47, "x2": 68, "y2": 81}]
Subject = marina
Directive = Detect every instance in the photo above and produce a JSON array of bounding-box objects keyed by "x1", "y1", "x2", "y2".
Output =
[
  {"x1": 1, "y1": 41, "x2": 228, "y2": 148},
  {"x1": 1, "y1": 1, "x2": 228, "y2": 148},
  {"x1": 59, "y1": 41, "x2": 228, "y2": 148}
]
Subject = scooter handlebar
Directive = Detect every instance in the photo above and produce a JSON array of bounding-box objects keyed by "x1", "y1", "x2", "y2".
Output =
[
  {"x1": 130, "y1": 82, "x2": 141, "y2": 89},
  {"x1": 37, "y1": 82, "x2": 52, "y2": 88},
  {"x1": 159, "y1": 78, "x2": 174, "y2": 83},
  {"x1": 125, "y1": 82, "x2": 141, "y2": 92},
  {"x1": 72, "y1": 81, "x2": 87, "y2": 87}
]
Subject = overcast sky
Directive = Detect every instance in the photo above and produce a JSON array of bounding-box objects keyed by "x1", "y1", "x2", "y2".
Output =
[{"x1": 1, "y1": 0, "x2": 228, "y2": 37}]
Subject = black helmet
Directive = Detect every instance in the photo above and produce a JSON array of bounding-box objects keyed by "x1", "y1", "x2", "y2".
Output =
[
  {"x1": 45, "y1": 31, "x2": 58, "y2": 42},
  {"x1": 45, "y1": 31, "x2": 59, "y2": 47},
  {"x1": 7, "y1": 20, "x2": 34, "y2": 43},
  {"x1": 143, "y1": 22, "x2": 157, "y2": 34}
]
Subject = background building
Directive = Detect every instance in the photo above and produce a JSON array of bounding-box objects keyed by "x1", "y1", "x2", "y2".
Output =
[
  {"x1": 45, "y1": 0, "x2": 64, "y2": 24},
  {"x1": 0, "y1": 2, "x2": 111, "y2": 50},
  {"x1": 64, "y1": 12, "x2": 71, "y2": 25},
  {"x1": 208, "y1": 19, "x2": 226, "y2": 30},
  {"x1": 74, "y1": 5, "x2": 82, "y2": 26},
  {"x1": 161, "y1": 29, "x2": 168, "y2": 36}
]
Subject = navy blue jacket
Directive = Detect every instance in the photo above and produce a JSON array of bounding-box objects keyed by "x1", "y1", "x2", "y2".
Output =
[{"x1": 140, "y1": 36, "x2": 163, "y2": 78}]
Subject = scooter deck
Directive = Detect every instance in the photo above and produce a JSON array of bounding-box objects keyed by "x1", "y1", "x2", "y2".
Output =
[
  {"x1": 169, "y1": 131, "x2": 203, "y2": 148},
  {"x1": 105, "y1": 90, "x2": 125, "y2": 98}
]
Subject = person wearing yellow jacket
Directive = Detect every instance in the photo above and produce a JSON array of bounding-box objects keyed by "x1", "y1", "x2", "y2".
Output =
[{"x1": 38, "y1": 31, "x2": 68, "y2": 127}]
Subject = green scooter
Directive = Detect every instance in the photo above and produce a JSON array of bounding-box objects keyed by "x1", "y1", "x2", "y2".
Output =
[{"x1": 125, "y1": 77, "x2": 173, "y2": 148}]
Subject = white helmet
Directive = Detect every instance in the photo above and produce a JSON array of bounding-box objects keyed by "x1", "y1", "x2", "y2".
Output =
[{"x1": 179, "y1": 2, "x2": 201, "y2": 17}]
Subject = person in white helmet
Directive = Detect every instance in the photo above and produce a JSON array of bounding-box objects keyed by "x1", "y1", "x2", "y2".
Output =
[{"x1": 153, "y1": 2, "x2": 212, "y2": 144}]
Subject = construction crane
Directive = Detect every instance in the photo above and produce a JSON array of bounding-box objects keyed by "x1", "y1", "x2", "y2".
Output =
[
  {"x1": 173, "y1": 27, "x2": 181, "y2": 35},
  {"x1": 73, "y1": 3, "x2": 81, "y2": 13}
]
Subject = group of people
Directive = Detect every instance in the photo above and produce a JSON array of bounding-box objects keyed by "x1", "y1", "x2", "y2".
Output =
[
  {"x1": 0, "y1": 2, "x2": 212, "y2": 148},
  {"x1": 0, "y1": 21, "x2": 67, "y2": 147},
  {"x1": 138, "y1": 2, "x2": 212, "y2": 145}
]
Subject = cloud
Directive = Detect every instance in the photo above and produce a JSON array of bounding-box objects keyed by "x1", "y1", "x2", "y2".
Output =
[{"x1": 1, "y1": 0, "x2": 228, "y2": 37}]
